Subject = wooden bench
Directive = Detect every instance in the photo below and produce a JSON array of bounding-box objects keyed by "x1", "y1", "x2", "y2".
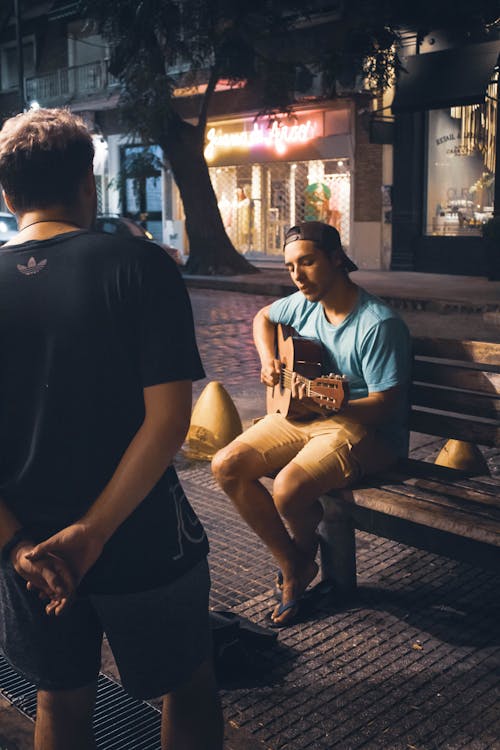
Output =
[{"x1": 318, "y1": 337, "x2": 500, "y2": 595}]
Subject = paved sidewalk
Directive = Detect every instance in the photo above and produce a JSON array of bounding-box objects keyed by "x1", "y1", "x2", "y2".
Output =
[
  {"x1": 183, "y1": 267, "x2": 500, "y2": 314},
  {"x1": 179, "y1": 448, "x2": 500, "y2": 750}
]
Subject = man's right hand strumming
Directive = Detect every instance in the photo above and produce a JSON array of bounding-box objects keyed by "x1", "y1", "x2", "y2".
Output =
[{"x1": 260, "y1": 358, "x2": 281, "y2": 387}]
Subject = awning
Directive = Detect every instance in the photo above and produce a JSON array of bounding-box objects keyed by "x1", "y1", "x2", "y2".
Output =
[{"x1": 391, "y1": 40, "x2": 500, "y2": 114}]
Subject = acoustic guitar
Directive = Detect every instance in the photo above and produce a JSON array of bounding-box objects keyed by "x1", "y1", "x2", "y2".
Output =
[{"x1": 266, "y1": 324, "x2": 349, "y2": 419}]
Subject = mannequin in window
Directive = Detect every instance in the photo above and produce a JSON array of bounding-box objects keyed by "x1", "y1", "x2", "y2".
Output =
[{"x1": 234, "y1": 185, "x2": 254, "y2": 252}]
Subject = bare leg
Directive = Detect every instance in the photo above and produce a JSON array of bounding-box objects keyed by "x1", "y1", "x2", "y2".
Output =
[
  {"x1": 213, "y1": 442, "x2": 323, "y2": 625},
  {"x1": 269, "y1": 463, "x2": 327, "y2": 624},
  {"x1": 161, "y1": 657, "x2": 223, "y2": 750},
  {"x1": 34, "y1": 682, "x2": 97, "y2": 750},
  {"x1": 212, "y1": 442, "x2": 301, "y2": 579},
  {"x1": 273, "y1": 462, "x2": 324, "y2": 560}
]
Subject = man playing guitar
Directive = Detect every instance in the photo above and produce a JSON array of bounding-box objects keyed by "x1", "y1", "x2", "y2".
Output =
[{"x1": 212, "y1": 221, "x2": 411, "y2": 627}]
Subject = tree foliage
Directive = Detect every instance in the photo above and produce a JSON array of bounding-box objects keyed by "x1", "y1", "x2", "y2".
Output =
[{"x1": 78, "y1": 0, "x2": 499, "y2": 273}]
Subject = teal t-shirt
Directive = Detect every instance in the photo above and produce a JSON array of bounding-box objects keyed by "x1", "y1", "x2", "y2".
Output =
[{"x1": 269, "y1": 288, "x2": 412, "y2": 456}]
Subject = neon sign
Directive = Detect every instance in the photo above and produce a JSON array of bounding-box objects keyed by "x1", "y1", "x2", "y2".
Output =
[{"x1": 204, "y1": 119, "x2": 318, "y2": 160}]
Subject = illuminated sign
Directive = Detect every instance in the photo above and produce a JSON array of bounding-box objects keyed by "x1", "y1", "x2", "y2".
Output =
[
  {"x1": 174, "y1": 79, "x2": 246, "y2": 98},
  {"x1": 204, "y1": 117, "x2": 320, "y2": 160}
]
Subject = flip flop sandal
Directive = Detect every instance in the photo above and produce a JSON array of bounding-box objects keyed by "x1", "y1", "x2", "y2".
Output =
[{"x1": 267, "y1": 597, "x2": 303, "y2": 629}]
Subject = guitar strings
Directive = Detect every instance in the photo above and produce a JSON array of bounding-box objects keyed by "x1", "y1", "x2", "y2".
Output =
[
  {"x1": 280, "y1": 368, "x2": 340, "y2": 401},
  {"x1": 280, "y1": 367, "x2": 342, "y2": 383}
]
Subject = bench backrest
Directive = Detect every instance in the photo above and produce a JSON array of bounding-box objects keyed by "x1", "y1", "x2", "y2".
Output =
[{"x1": 410, "y1": 338, "x2": 500, "y2": 447}]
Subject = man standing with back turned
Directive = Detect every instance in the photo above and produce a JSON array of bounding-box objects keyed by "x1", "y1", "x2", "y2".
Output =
[
  {"x1": 0, "y1": 108, "x2": 223, "y2": 750},
  {"x1": 213, "y1": 221, "x2": 411, "y2": 628}
]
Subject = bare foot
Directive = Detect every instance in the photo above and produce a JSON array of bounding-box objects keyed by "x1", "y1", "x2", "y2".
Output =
[
  {"x1": 274, "y1": 534, "x2": 320, "y2": 594},
  {"x1": 271, "y1": 557, "x2": 319, "y2": 627}
]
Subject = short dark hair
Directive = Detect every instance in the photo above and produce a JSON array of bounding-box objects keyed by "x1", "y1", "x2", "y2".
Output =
[
  {"x1": 0, "y1": 108, "x2": 94, "y2": 212},
  {"x1": 283, "y1": 221, "x2": 358, "y2": 272}
]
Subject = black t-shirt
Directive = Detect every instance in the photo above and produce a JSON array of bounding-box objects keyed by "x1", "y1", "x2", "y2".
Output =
[{"x1": 0, "y1": 230, "x2": 208, "y2": 593}]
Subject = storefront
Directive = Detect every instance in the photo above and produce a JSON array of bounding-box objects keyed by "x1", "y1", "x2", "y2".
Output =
[
  {"x1": 164, "y1": 104, "x2": 354, "y2": 261},
  {"x1": 391, "y1": 39, "x2": 500, "y2": 275},
  {"x1": 204, "y1": 107, "x2": 352, "y2": 260}
]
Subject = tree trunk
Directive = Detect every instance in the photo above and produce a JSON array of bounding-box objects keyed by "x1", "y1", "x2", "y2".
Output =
[{"x1": 160, "y1": 119, "x2": 258, "y2": 275}]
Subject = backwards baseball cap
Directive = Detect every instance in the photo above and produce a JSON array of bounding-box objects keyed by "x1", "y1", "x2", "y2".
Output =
[{"x1": 283, "y1": 221, "x2": 358, "y2": 273}]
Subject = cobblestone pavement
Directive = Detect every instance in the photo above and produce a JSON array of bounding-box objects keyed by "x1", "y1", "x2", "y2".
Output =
[{"x1": 183, "y1": 288, "x2": 500, "y2": 750}]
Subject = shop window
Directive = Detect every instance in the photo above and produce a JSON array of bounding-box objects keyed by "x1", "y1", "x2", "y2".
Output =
[
  {"x1": 425, "y1": 78, "x2": 497, "y2": 237},
  {"x1": 209, "y1": 158, "x2": 350, "y2": 257}
]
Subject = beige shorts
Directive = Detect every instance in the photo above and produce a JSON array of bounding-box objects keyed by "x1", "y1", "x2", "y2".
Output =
[{"x1": 235, "y1": 413, "x2": 396, "y2": 491}]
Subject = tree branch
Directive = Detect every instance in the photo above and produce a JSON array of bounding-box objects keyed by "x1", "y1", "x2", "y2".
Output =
[{"x1": 197, "y1": 64, "x2": 219, "y2": 133}]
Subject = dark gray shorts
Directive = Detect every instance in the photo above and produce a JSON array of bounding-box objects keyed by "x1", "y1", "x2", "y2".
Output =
[{"x1": 0, "y1": 557, "x2": 211, "y2": 699}]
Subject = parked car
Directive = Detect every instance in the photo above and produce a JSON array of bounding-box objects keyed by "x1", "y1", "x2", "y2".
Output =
[
  {"x1": 0, "y1": 212, "x2": 18, "y2": 245},
  {"x1": 94, "y1": 215, "x2": 183, "y2": 265}
]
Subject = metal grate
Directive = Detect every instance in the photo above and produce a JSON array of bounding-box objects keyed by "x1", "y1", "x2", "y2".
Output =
[{"x1": 0, "y1": 655, "x2": 162, "y2": 749}]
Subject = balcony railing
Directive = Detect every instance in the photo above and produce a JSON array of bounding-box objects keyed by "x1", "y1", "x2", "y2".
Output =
[{"x1": 25, "y1": 60, "x2": 119, "y2": 105}]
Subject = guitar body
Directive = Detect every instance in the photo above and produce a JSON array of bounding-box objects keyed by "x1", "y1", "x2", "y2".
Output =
[{"x1": 266, "y1": 324, "x2": 323, "y2": 419}]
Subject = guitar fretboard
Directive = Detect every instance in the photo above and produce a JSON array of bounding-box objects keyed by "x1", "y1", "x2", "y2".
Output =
[{"x1": 280, "y1": 367, "x2": 340, "y2": 401}]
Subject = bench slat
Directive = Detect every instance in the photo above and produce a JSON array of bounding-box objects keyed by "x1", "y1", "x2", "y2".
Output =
[
  {"x1": 349, "y1": 506, "x2": 500, "y2": 572},
  {"x1": 381, "y1": 463, "x2": 500, "y2": 503},
  {"x1": 342, "y1": 487, "x2": 500, "y2": 547},
  {"x1": 412, "y1": 361, "x2": 500, "y2": 393},
  {"x1": 411, "y1": 383, "x2": 500, "y2": 419},
  {"x1": 409, "y1": 409, "x2": 499, "y2": 446},
  {"x1": 412, "y1": 338, "x2": 500, "y2": 365},
  {"x1": 463, "y1": 473, "x2": 500, "y2": 489},
  {"x1": 374, "y1": 480, "x2": 500, "y2": 522}
]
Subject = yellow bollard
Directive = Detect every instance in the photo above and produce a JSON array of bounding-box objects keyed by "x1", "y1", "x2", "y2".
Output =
[
  {"x1": 435, "y1": 439, "x2": 489, "y2": 474},
  {"x1": 184, "y1": 381, "x2": 243, "y2": 461}
]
